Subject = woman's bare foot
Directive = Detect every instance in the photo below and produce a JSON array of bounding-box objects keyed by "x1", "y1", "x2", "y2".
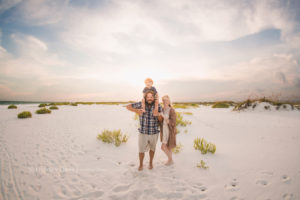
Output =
[
  {"x1": 148, "y1": 164, "x2": 153, "y2": 170},
  {"x1": 138, "y1": 165, "x2": 143, "y2": 171},
  {"x1": 165, "y1": 160, "x2": 174, "y2": 166}
]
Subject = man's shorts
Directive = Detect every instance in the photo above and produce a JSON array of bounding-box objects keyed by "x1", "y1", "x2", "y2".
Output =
[{"x1": 138, "y1": 133, "x2": 159, "y2": 153}]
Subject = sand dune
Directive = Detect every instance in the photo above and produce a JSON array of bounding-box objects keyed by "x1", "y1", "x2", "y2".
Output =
[{"x1": 0, "y1": 104, "x2": 299, "y2": 200}]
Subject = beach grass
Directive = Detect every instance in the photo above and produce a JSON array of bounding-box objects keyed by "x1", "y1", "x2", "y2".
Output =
[
  {"x1": 233, "y1": 97, "x2": 295, "y2": 111},
  {"x1": 18, "y1": 111, "x2": 32, "y2": 118},
  {"x1": 70, "y1": 103, "x2": 78, "y2": 106},
  {"x1": 97, "y1": 129, "x2": 128, "y2": 147},
  {"x1": 182, "y1": 112, "x2": 193, "y2": 115},
  {"x1": 197, "y1": 160, "x2": 209, "y2": 169},
  {"x1": 194, "y1": 137, "x2": 216, "y2": 154},
  {"x1": 38, "y1": 103, "x2": 48, "y2": 107},
  {"x1": 176, "y1": 112, "x2": 192, "y2": 127},
  {"x1": 49, "y1": 106, "x2": 59, "y2": 110},
  {"x1": 134, "y1": 113, "x2": 139, "y2": 120},
  {"x1": 172, "y1": 143, "x2": 183, "y2": 154},
  {"x1": 36, "y1": 108, "x2": 51, "y2": 114},
  {"x1": 173, "y1": 103, "x2": 199, "y2": 109},
  {"x1": 8, "y1": 104, "x2": 17, "y2": 109},
  {"x1": 212, "y1": 102, "x2": 230, "y2": 108},
  {"x1": 53, "y1": 102, "x2": 70, "y2": 106}
]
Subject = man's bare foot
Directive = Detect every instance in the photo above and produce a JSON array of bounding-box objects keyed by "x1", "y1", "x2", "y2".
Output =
[
  {"x1": 148, "y1": 164, "x2": 153, "y2": 170},
  {"x1": 138, "y1": 165, "x2": 143, "y2": 171},
  {"x1": 165, "y1": 160, "x2": 174, "y2": 166}
]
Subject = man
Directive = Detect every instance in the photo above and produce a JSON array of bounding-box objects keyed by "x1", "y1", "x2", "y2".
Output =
[{"x1": 126, "y1": 91, "x2": 162, "y2": 171}]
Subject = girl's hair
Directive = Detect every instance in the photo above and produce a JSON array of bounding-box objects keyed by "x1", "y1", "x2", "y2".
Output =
[
  {"x1": 162, "y1": 95, "x2": 171, "y2": 107},
  {"x1": 144, "y1": 78, "x2": 153, "y2": 84}
]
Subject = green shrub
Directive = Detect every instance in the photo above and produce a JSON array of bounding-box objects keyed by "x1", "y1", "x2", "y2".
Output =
[
  {"x1": 212, "y1": 102, "x2": 230, "y2": 108},
  {"x1": 194, "y1": 137, "x2": 216, "y2": 154},
  {"x1": 182, "y1": 112, "x2": 193, "y2": 115},
  {"x1": 18, "y1": 111, "x2": 32, "y2": 118},
  {"x1": 176, "y1": 112, "x2": 192, "y2": 127},
  {"x1": 96, "y1": 102, "x2": 124, "y2": 105},
  {"x1": 173, "y1": 103, "x2": 199, "y2": 109},
  {"x1": 55, "y1": 102, "x2": 70, "y2": 106},
  {"x1": 233, "y1": 97, "x2": 294, "y2": 111},
  {"x1": 48, "y1": 103, "x2": 56, "y2": 106},
  {"x1": 197, "y1": 160, "x2": 209, "y2": 169},
  {"x1": 172, "y1": 143, "x2": 183, "y2": 154},
  {"x1": 38, "y1": 103, "x2": 48, "y2": 107},
  {"x1": 36, "y1": 108, "x2": 51, "y2": 114},
  {"x1": 97, "y1": 129, "x2": 128, "y2": 147},
  {"x1": 8, "y1": 104, "x2": 17, "y2": 109},
  {"x1": 49, "y1": 106, "x2": 59, "y2": 110},
  {"x1": 134, "y1": 113, "x2": 139, "y2": 120}
]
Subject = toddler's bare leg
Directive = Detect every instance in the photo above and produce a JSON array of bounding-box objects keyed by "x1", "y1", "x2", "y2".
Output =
[
  {"x1": 142, "y1": 97, "x2": 146, "y2": 113},
  {"x1": 153, "y1": 96, "x2": 159, "y2": 116}
]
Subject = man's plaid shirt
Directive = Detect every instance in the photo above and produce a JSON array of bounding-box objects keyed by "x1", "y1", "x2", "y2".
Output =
[{"x1": 131, "y1": 102, "x2": 162, "y2": 135}]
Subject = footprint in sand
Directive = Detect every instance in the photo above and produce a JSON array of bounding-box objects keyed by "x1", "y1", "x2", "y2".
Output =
[
  {"x1": 225, "y1": 179, "x2": 239, "y2": 192},
  {"x1": 230, "y1": 197, "x2": 244, "y2": 200},
  {"x1": 30, "y1": 184, "x2": 42, "y2": 192},
  {"x1": 256, "y1": 179, "x2": 268, "y2": 187},
  {"x1": 261, "y1": 171, "x2": 273, "y2": 176},
  {"x1": 282, "y1": 193, "x2": 294, "y2": 200},
  {"x1": 113, "y1": 184, "x2": 132, "y2": 193},
  {"x1": 192, "y1": 183, "x2": 207, "y2": 193},
  {"x1": 281, "y1": 175, "x2": 291, "y2": 183},
  {"x1": 69, "y1": 191, "x2": 104, "y2": 200}
]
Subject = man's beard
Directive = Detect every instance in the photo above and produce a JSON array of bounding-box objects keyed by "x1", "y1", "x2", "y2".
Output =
[{"x1": 145, "y1": 100, "x2": 154, "y2": 106}]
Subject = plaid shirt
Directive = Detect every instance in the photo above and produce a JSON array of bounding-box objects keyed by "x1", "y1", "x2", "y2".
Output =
[{"x1": 131, "y1": 102, "x2": 162, "y2": 135}]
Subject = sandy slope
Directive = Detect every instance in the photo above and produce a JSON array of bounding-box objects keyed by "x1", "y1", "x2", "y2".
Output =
[{"x1": 0, "y1": 104, "x2": 299, "y2": 200}]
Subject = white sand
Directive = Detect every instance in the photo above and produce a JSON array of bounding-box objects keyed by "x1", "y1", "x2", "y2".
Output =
[{"x1": 0, "y1": 104, "x2": 300, "y2": 200}]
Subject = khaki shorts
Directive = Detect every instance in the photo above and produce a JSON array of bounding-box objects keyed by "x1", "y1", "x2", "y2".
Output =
[{"x1": 138, "y1": 133, "x2": 159, "y2": 153}]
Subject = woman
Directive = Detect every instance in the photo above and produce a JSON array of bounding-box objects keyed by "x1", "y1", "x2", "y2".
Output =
[{"x1": 160, "y1": 95, "x2": 177, "y2": 165}]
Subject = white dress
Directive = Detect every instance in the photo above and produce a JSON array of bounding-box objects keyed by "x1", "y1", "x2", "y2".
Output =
[{"x1": 162, "y1": 107, "x2": 170, "y2": 144}]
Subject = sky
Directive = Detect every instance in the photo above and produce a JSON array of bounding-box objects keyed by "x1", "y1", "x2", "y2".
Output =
[{"x1": 0, "y1": 0, "x2": 300, "y2": 102}]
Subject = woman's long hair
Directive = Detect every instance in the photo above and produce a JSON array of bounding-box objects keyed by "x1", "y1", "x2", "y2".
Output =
[{"x1": 162, "y1": 95, "x2": 172, "y2": 107}]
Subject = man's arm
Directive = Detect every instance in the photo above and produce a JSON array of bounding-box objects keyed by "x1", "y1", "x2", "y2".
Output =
[{"x1": 126, "y1": 104, "x2": 144, "y2": 115}]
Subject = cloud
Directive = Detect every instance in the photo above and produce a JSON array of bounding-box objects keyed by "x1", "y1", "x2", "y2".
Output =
[
  {"x1": 0, "y1": 0, "x2": 299, "y2": 101},
  {"x1": 0, "y1": 0, "x2": 22, "y2": 13},
  {"x1": 158, "y1": 54, "x2": 300, "y2": 101}
]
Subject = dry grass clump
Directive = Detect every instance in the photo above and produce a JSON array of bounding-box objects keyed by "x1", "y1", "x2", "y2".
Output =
[
  {"x1": 176, "y1": 112, "x2": 192, "y2": 127},
  {"x1": 36, "y1": 108, "x2": 51, "y2": 114},
  {"x1": 8, "y1": 104, "x2": 17, "y2": 109},
  {"x1": 194, "y1": 137, "x2": 216, "y2": 154},
  {"x1": 197, "y1": 160, "x2": 209, "y2": 169},
  {"x1": 97, "y1": 129, "x2": 128, "y2": 147},
  {"x1": 172, "y1": 143, "x2": 183, "y2": 154},
  {"x1": 18, "y1": 111, "x2": 32, "y2": 118}
]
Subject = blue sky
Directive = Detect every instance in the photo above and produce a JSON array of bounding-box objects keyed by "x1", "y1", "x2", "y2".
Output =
[{"x1": 0, "y1": 0, "x2": 300, "y2": 101}]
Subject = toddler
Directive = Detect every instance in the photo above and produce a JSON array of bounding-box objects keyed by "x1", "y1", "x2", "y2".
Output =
[{"x1": 142, "y1": 78, "x2": 159, "y2": 116}]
